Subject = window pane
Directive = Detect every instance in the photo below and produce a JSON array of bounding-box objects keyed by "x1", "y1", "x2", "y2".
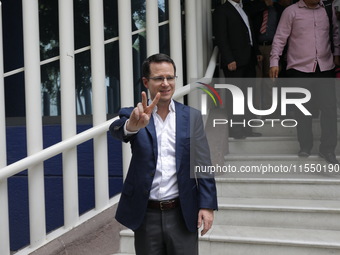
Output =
[
  {"x1": 159, "y1": 0, "x2": 168, "y2": 23},
  {"x1": 74, "y1": 0, "x2": 90, "y2": 50},
  {"x1": 104, "y1": 0, "x2": 119, "y2": 40},
  {"x1": 5, "y1": 73, "x2": 26, "y2": 117},
  {"x1": 105, "y1": 41, "x2": 121, "y2": 114},
  {"x1": 41, "y1": 60, "x2": 60, "y2": 116},
  {"x1": 39, "y1": 0, "x2": 60, "y2": 60},
  {"x1": 132, "y1": 0, "x2": 146, "y2": 32},
  {"x1": 75, "y1": 50, "x2": 92, "y2": 115},
  {"x1": 3, "y1": 0, "x2": 24, "y2": 73},
  {"x1": 159, "y1": 24, "x2": 170, "y2": 56}
]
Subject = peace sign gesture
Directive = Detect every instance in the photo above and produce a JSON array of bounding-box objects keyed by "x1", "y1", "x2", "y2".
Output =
[{"x1": 126, "y1": 91, "x2": 160, "y2": 132}]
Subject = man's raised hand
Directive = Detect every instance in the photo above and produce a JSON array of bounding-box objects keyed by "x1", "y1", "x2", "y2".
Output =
[{"x1": 126, "y1": 91, "x2": 160, "y2": 132}]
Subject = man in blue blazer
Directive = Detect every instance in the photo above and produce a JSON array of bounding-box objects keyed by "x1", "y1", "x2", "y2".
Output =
[{"x1": 110, "y1": 53, "x2": 218, "y2": 255}]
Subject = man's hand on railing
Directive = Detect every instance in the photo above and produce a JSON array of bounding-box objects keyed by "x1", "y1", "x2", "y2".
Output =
[{"x1": 126, "y1": 91, "x2": 160, "y2": 132}]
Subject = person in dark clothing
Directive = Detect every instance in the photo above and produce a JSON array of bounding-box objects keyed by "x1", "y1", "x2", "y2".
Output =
[
  {"x1": 244, "y1": 0, "x2": 291, "y2": 110},
  {"x1": 213, "y1": 0, "x2": 263, "y2": 139}
]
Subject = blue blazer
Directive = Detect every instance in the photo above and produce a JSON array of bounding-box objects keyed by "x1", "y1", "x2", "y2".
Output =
[{"x1": 109, "y1": 101, "x2": 218, "y2": 232}]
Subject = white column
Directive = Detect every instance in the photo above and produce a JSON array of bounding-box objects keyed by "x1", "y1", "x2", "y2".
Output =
[
  {"x1": 0, "y1": 3, "x2": 10, "y2": 254},
  {"x1": 22, "y1": 0, "x2": 46, "y2": 247},
  {"x1": 196, "y1": 0, "x2": 204, "y2": 77},
  {"x1": 58, "y1": 0, "x2": 79, "y2": 227},
  {"x1": 185, "y1": 0, "x2": 199, "y2": 109},
  {"x1": 185, "y1": 0, "x2": 198, "y2": 79},
  {"x1": 146, "y1": 0, "x2": 159, "y2": 56},
  {"x1": 118, "y1": 0, "x2": 134, "y2": 180},
  {"x1": 89, "y1": 0, "x2": 109, "y2": 209},
  {"x1": 0, "y1": 180, "x2": 9, "y2": 255},
  {"x1": 169, "y1": 0, "x2": 184, "y2": 103}
]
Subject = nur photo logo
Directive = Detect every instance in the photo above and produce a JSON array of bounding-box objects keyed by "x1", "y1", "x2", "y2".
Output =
[
  {"x1": 196, "y1": 82, "x2": 222, "y2": 115},
  {"x1": 194, "y1": 79, "x2": 313, "y2": 129}
]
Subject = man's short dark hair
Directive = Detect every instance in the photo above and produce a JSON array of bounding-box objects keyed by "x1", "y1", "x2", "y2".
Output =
[{"x1": 142, "y1": 53, "x2": 177, "y2": 78}]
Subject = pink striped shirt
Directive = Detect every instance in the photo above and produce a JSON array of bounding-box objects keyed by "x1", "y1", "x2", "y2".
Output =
[{"x1": 270, "y1": 0, "x2": 340, "y2": 72}]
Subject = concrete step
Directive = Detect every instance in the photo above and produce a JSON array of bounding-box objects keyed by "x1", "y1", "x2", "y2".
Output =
[
  {"x1": 215, "y1": 197, "x2": 340, "y2": 230},
  {"x1": 119, "y1": 230, "x2": 134, "y2": 254},
  {"x1": 228, "y1": 136, "x2": 340, "y2": 154},
  {"x1": 118, "y1": 226, "x2": 340, "y2": 255},
  {"x1": 216, "y1": 177, "x2": 340, "y2": 200},
  {"x1": 252, "y1": 119, "x2": 296, "y2": 136},
  {"x1": 111, "y1": 254, "x2": 134, "y2": 255},
  {"x1": 200, "y1": 225, "x2": 340, "y2": 255},
  {"x1": 218, "y1": 154, "x2": 340, "y2": 179},
  {"x1": 252, "y1": 118, "x2": 340, "y2": 137}
]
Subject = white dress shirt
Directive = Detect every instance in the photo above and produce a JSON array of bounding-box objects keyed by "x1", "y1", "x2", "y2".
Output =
[
  {"x1": 228, "y1": 0, "x2": 253, "y2": 46},
  {"x1": 123, "y1": 100, "x2": 179, "y2": 201},
  {"x1": 150, "y1": 100, "x2": 178, "y2": 200}
]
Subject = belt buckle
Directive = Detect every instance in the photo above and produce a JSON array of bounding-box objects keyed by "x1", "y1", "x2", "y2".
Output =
[{"x1": 159, "y1": 200, "x2": 173, "y2": 210}]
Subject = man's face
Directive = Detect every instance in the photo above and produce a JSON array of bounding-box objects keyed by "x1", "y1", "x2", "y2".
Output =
[{"x1": 143, "y1": 62, "x2": 176, "y2": 105}]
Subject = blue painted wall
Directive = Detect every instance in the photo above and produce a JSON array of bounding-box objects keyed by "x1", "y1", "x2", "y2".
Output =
[{"x1": 6, "y1": 124, "x2": 123, "y2": 251}]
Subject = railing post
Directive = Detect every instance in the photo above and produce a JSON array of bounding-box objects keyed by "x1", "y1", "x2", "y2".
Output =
[
  {"x1": 58, "y1": 0, "x2": 79, "y2": 227},
  {"x1": 146, "y1": 0, "x2": 159, "y2": 56},
  {"x1": 22, "y1": 0, "x2": 46, "y2": 247},
  {"x1": 169, "y1": 0, "x2": 184, "y2": 103},
  {"x1": 89, "y1": 0, "x2": 109, "y2": 209},
  {"x1": 0, "y1": 180, "x2": 9, "y2": 255},
  {"x1": 117, "y1": 0, "x2": 134, "y2": 108},
  {"x1": 185, "y1": 0, "x2": 199, "y2": 109},
  {"x1": 118, "y1": 0, "x2": 134, "y2": 181},
  {"x1": 196, "y1": 0, "x2": 204, "y2": 78},
  {"x1": 0, "y1": 2, "x2": 10, "y2": 254}
]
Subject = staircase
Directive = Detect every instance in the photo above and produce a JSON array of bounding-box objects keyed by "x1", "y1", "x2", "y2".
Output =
[{"x1": 112, "y1": 119, "x2": 340, "y2": 255}]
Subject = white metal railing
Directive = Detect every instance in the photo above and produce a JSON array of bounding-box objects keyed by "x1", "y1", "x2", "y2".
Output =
[
  {"x1": 0, "y1": 44, "x2": 218, "y2": 178},
  {"x1": 0, "y1": 2, "x2": 10, "y2": 254},
  {"x1": 0, "y1": 1, "x2": 217, "y2": 254},
  {"x1": 59, "y1": 0, "x2": 79, "y2": 230},
  {"x1": 1, "y1": 45, "x2": 218, "y2": 255},
  {"x1": 146, "y1": 0, "x2": 160, "y2": 55},
  {"x1": 22, "y1": 0, "x2": 46, "y2": 248},
  {"x1": 0, "y1": 44, "x2": 219, "y2": 183},
  {"x1": 90, "y1": 0, "x2": 110, "y2": 211},
  {"x1": 118, "y1": 0, "x2": 135, "y2": 181},
  {"x1": 0, "y1": 46, "x2": 219, "y2": 181}
]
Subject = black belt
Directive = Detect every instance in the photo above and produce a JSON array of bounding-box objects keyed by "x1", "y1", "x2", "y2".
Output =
[
  {"x1": 259, "y1": 41, "x2": 272, "y2": 46},
  {"x1": 147, "y1": 198, "x2": 180, "y2": 210}
]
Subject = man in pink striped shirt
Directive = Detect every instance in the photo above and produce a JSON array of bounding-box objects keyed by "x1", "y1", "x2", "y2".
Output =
[{"x1": 269, "y1": 0, "x2": 340, "y2": 164}]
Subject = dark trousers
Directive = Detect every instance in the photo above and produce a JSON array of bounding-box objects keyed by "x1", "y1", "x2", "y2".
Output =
[
  {"x1": 134, "y1": 207, "x2": 198, "y2": 255},
  {"x1": 287, "y1": 67, "x2": 337, "y2": 153},
  {"x1": 222, "y1": 60, "x2": 257, "y2": 137}
]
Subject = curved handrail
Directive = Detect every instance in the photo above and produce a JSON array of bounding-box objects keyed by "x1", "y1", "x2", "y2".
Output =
[
  {"x1": 173, "y1": 46, "x2": 219, "y2": 99},
  {"x1": 0, "y1": 46, "x2": 219, "y2": 181},
  {"x1": 0, "y1": 119, "x2": 116, "y2": 180}
]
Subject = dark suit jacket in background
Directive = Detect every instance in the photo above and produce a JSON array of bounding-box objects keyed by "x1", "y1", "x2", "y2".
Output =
[
  {"x1": 109, "y1": 101, "x2": 218, "y2": 233},
  {"x1": 213, "y1": 1, "x2": 260, "y2": 71}
]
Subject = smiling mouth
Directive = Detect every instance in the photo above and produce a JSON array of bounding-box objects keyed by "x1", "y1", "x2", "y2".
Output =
[{"x1": 160, "y1": 89, "x2": 171, "y2": 94}]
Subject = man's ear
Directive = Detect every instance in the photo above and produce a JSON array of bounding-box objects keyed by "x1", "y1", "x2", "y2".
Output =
[{"x1": 142, "y1": 77, "x2": 149, "y2": 89}]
